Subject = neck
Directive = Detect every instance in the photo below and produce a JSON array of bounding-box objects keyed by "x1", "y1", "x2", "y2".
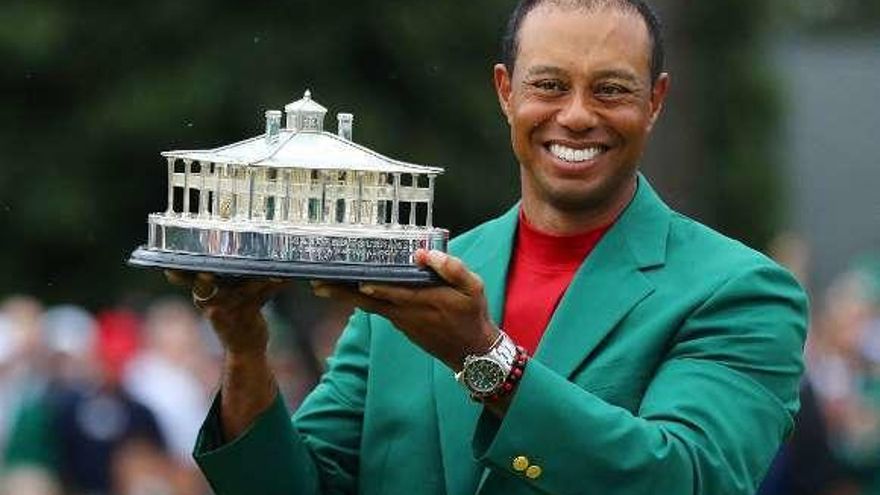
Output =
[{"x1": 522, "y1": 176, "x2": 636, "y2": 235}]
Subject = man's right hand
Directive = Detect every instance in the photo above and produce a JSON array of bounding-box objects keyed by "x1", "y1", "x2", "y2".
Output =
[
  {"x1": 164, "y1": 270, "x2": 290, "y2": 441},
  {"x1": 164, "y1": 271, "x2": 289, "y2": 356}
]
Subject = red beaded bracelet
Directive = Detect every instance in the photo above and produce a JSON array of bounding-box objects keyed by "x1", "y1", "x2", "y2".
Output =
[{"x1": 474, "y1": 345, "x2": 530, "y2": 404}]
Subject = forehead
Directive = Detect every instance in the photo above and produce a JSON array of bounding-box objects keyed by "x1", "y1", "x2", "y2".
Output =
[{"x1": 516, "y1": 5, "x2": 652, "y2": 79}]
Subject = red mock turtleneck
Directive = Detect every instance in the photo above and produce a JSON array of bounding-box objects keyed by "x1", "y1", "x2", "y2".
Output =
[{"x1": 501, "y1": 209, "x2": 611, "y2": 354}]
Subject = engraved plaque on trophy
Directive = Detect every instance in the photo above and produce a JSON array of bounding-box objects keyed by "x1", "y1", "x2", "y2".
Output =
[{"x1": 128, "y1": 90, "x2": 448, "y2": 284}]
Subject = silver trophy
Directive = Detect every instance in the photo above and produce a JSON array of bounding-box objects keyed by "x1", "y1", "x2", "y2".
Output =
[{"x1": 128, "y1": 90, "x2": 448, "y2": 284}]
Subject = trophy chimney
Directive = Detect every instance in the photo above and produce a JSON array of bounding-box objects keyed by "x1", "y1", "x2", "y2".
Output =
[
  {"x1": 337, "y1": 113, "x2": 354, "y2": 140},
  {"x1": 265, "y1": 110, "x2": 282, "y2": 144}
]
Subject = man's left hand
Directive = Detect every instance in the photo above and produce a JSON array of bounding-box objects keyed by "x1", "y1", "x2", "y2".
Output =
[{"x1": 311, "y1": 249, "x2": 499, "y2": 371}]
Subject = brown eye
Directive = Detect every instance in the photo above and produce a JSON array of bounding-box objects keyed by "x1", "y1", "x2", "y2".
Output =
[
  {"x1": 530, "y1": 80, "x2": 567, "y2": 94},
  {"x1": 595, "y1": 84, "x2": 630, "y2": 97}
]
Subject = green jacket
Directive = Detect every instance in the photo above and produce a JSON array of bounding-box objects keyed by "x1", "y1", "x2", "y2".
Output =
[{"x1": 194, "y1": 176, "x2": 808, "y2": 495}]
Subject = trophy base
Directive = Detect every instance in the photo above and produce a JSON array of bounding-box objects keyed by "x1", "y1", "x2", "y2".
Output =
[{"x1": 128, "y1": 247, "x2": 441, "y2": 285}]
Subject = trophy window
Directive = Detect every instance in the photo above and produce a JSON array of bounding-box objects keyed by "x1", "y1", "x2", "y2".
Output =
[
  {"x1": 265, "y1": 196, "x2": 276, "y2": 221},
  {"x1": 377, "y1": 200, "x2": 389, "y2": 225},
  {"x1": 335, "y1": 198, "x2": 346, "y2": 223},
  {"x1": 415, "y1": 202, "x2": 428, "y2": 226},
  {"x1": 398, "y1": 202, "x2": 412, "y2": 226},
  {"x1": 190, "y1": 162, "x2": 204, "y2": 216},
  {"x1": 308, "y1": 198, "x2": 322, "y2": 223},
  {"x1": 216, "y1": 165, "x2": 236, "y2": 220},
  {"x1": 233, "y1": 168, "x2": 249, "y2": 219},
  {"x1": 250, "y1": 167, "x2": 268, "y2": 221},
  {"x1": 188, "y1": 189, "x2": 200, "y2": 216},
  {"x1": 265, "y1": 167, "x2": 279, "y2": 221},
  {"x1": 172, "y1": 187, "x2": 185, "y2": 215}
]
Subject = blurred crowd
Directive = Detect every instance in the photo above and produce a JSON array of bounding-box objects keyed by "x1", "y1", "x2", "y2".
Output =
[
  {"x1": 760, "y1": 236, "x2": 880, "y2": 495},
  {"x1": 1, "y1": 247, "x2": 879, "y2": 495},
  {"x1": 0, "y1": 288, "x2": 348, "y2": 495},
  {"x1": 0, "y1": 296, "x2": 224, "y2": 495}
]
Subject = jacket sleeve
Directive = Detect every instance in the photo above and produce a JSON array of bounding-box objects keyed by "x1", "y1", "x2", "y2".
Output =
[
  {"x1": 194, "y1": 310, "x2": 372, "y2": 495},
  {"x1": 473, "y1": 264, "x2": 808, "y2": 495}
]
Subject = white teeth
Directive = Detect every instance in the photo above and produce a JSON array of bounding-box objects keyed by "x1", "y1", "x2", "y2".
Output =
[{"x1": 548, "y1": 144, "x2": 604, "y2": 163}]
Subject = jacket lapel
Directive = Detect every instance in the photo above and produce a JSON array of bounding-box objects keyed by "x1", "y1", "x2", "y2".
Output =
[
  {"x1": 433, "y1": 176, "x2": 671, "y2": 492},
  {"x1": 535, "y1": 175, "x2": 670, "y2": 377},
  {"x1": 433, "y1": 205, "x2": 518, "y2": 495}
]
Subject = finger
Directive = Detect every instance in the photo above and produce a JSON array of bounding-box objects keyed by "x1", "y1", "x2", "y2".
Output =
[
  {"x1": 313, "y1": 283, "x2": 395, "y2": 316},
  {"x1": 359, "y1": 283, "x2": 419, "y2": 306},
  {"x1": 311, "y1": 282, "x2": 354, "y2": 299},
  {"x1": 413, "y1": 249, "x2": 431, "y2": 267},
  {"x1": 164, "y1": 270, "x2": 195, "y2": 287},
  {"x1": 422, "y1": 250, "x2": 483, "y2": 295}
]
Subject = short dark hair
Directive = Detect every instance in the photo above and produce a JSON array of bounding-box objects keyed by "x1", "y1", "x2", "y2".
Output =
[{"x1": 500, "y1": 0, "x2": 665, "y2": 84}]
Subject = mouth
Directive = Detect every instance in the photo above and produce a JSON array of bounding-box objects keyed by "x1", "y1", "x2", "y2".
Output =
[{"x1": 546, "y1": 143, "x2": 610, "y2": 164}]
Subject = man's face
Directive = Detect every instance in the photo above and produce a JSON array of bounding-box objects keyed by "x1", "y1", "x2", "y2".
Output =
[{"x1": 495, "y1": 5, "x2": 669, "y2": 221}]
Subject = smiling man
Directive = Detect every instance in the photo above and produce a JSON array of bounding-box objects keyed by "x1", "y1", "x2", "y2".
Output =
[
  {"x1": 498, "y1": 1, "x2": 668, "y2": 235},
  {"x1": 178, "y1": 1, "x2": 808, "y2": 494}
]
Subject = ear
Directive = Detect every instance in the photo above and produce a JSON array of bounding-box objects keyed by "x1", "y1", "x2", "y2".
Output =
[
  {"x1": 493, "y1": 63, "x2": 513, "y2": 123},
  {"x1": 646, "y1": 72, "x2": 670, "y2": 131}
]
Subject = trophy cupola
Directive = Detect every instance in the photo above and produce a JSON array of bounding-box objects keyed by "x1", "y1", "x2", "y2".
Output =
[{"x1": 284, "y1": 89, "x2": 327, "y2": 132}]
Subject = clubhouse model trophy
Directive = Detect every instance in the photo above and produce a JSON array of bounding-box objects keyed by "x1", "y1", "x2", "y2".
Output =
[{"x1": 129, "y1": 90, "x2": 448, "y2": 284}]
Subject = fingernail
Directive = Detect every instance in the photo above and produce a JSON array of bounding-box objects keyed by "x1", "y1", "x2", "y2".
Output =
[
  {"x1": 313, "y1": 287, "x2": 330, "y2": 298},
  {"x1": 359, "y1": 284, "x2": 375, "y2": 296},
  {"x1": 430, "y1": 250, "x2": 447, "y2": 262}
]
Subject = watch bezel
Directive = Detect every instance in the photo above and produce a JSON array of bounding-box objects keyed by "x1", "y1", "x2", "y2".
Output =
[
  {"x1": 462, "y1": 356, "x2": 507, "y2": 395},
  {"x1": 456, "y1": 331, "x2": 517, "y2": 398}
]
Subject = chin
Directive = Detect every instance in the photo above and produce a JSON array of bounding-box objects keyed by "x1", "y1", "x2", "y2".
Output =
[{"x1": 541, "y1": 172, "x2": 637, "y2": 215}]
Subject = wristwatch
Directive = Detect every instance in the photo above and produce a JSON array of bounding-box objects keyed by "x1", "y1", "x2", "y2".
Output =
[{"x1": 455, "y1": 330, "x2": 517, "y2": 398}]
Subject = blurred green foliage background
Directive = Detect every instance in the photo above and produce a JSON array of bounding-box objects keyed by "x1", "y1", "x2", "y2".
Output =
[{"x1": 1, "y1": 0, "x2": 877, "y2": 307}]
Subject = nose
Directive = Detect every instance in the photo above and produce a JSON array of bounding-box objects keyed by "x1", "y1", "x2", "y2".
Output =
[{"x1": 555, "y1": 91, "x2": 598, "y2": 132}]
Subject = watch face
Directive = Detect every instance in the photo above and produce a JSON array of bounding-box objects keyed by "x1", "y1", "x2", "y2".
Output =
[{"x1": 464, "y1": 358, "x2": 506, "y2": 394}]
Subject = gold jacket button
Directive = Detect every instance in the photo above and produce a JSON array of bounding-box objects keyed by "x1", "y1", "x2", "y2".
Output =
[
  {"x1": 512, "y1": 456, "x2": 530, "y2": 472},
  {"x1": 525, "y1": 465, "x2": 543, "y2": 479}
]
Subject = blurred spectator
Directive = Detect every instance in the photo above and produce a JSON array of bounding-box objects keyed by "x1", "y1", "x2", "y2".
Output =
[
  {"x1": 123, "y1": 298, "x2": 212, "y2": 494},
  {"x1": 1, "y1": 466, "x2": 61, "y2": 495},
  {"x1": 3, "y1": 307, "x2": 166, "y2": 495},
  {"x1": 42, "y1": 305, "x2": 99, "y2": 388},
  {"x1": 0, "y1": 315, "x2": 18, "y2": 454},
  {"x1": 805, "y1": 268, "x2": 880, "y2": 494},
  {"x1": 0, "y1": 296, "x2": 46, "y2": 453},
  {"x1": 111, "y1": 438, "x2": 176, "y2": 495}
]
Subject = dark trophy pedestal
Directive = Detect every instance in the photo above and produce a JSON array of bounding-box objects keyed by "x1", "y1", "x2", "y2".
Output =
[{"x1": 128, "y1": 248, "x2": 441, "y2": 285}]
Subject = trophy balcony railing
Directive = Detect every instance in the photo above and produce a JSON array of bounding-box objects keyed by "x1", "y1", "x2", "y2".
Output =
[{"x1": 164, "y1": 159, "x2": 437, "y2": 228}]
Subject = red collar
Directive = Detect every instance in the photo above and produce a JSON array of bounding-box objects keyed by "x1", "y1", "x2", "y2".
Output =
[{"x1": 515, "y1": 209, "x2": 612, "y2": 272}]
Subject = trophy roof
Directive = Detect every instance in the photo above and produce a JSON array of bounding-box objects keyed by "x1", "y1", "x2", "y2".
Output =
[{"x1": 162, "y1": 130, "x2": 443, "y2": 175}]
